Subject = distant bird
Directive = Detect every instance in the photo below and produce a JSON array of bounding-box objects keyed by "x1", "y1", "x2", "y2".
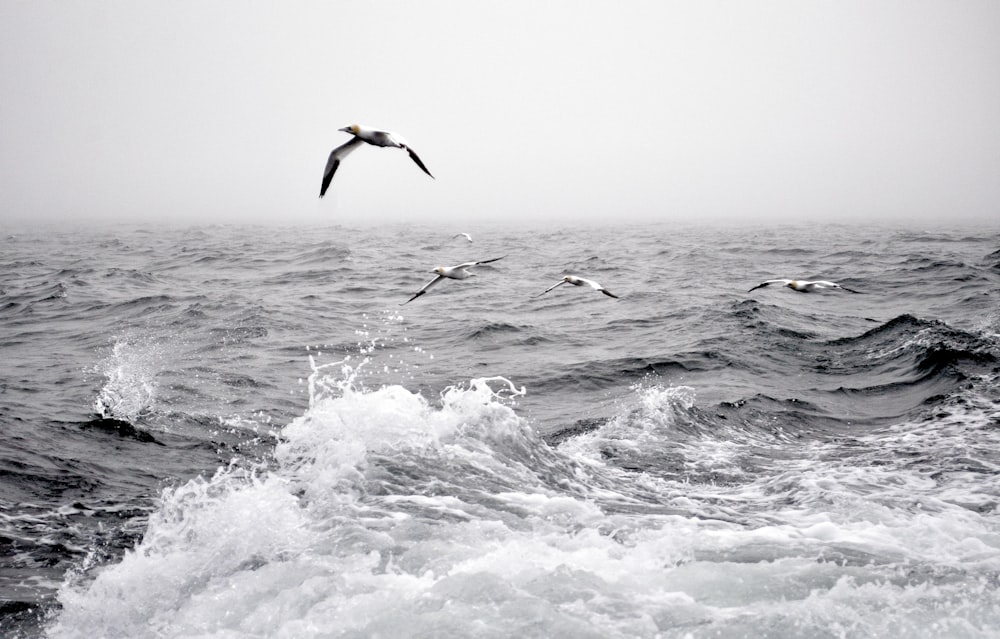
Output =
[
  {"x1": 536, "y1": 275, "x2": 619, "y2": 299},
  {"x1": 403, "y1": 256, "x2": 506, "y2": 304},
  {"x1": 748, "y1": 279, "x2": 861, "y2": 293},
  {"x1": 320, "y1": 124, "x2": 434, "y2": 197},
  {"x1": 452, "y1": 233, "x2": 473, "y2": 243}
]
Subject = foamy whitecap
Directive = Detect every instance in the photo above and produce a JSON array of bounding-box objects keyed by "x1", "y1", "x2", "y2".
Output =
[{"x1": 50, "y1": 361, "x2": 1000, "y2": 638}]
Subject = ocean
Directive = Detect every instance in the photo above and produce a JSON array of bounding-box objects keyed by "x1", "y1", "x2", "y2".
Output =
[{"x1": 2, "y1": 221, "x2": 999, "y2": 638}]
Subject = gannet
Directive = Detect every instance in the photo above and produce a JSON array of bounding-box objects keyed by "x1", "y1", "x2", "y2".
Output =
[
  {"x1": 320, "y1": 124, "x2": 434, "y2": 197},
  {"x1": 748, "y1": 279, "x2": 861, "y2": 293},
  {"x1": 452, "y1": 233, "x2": 473, "y2": 243},
  {"x1": 403, "y1": 256, "x2": 506, "y2": 304},
  {"x1": 536, "y1": 275, "x2": 619, "y2": 298}
]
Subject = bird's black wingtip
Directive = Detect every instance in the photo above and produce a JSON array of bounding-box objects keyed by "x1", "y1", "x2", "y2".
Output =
[{"x1": 405, "y1": 147, "x2": 435, "y2": 179}]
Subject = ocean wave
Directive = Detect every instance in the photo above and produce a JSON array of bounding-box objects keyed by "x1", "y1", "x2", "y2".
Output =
[
  {"x1": 106, "y1": 294, "x2": 178, "y2": 319},
  {"x1": 27, "y1": 282, "x2": 68, "y2": 304},
  {"x1": 729, "y1": 299, "x2": 824, "y2": 339},
  {"x1": 463, "y1": 322, "x2": 556, "y2": 348},
  {"x1": 290, "y1": 242, "x2": 351, "y2": 265},
  {"x1": 807, "y1": 315, "x2": 996, "y2": 420},
  {"x1": 81, "y1": 417, "x2": 162, "y2": 445},
  {"x1": 832, "y1": 315, "x2": 997, "y2": 373},
  {"x1": 45, "y1": 354, "x2": 1000, "y2": 638},
  {"x1": 208, "y1": 324, "x2": 269, "y2": 345},
  {"x1": 8, "y1": 223, "x2": 1000, "y2": 639},
  {"x1": 102, "y1": 268, "x2": 159, "y2": 285}
]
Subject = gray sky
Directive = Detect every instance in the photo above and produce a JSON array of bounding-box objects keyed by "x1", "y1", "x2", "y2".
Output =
[{"x1": 1, "y1": 1, "x2": 998, "y2": 227}]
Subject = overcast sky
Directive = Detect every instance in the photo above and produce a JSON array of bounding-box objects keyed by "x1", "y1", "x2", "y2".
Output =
[{"x1": 1, "y1": 1, "x2": 998, "y2": 227}]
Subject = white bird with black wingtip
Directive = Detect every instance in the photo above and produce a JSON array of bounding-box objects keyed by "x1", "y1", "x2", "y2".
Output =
[
  {"x1": 320, "y1": 124, "x2": 434, "y2": 196},
  {"x1": 403, "y1": 256, "x2": 507, "y2": 304},
  {"x1": 536, "y1": 275, "x2": 619, "y2": 299},
  {"x1": 747, "y1": 279, "x2": 861, "y2": 293}
]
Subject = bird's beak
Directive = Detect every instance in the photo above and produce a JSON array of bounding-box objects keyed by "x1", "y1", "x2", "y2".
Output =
[{"x1": 338, "y1": 126, "x2": 351, "y2": 133}]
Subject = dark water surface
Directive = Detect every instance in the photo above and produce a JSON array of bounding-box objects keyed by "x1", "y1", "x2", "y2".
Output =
[{"x1": 2, "y1": 222, "x2": 999, "y2": 637}]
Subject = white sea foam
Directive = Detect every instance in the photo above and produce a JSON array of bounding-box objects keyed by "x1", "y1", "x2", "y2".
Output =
[
  {"x1": 49, "y1": 365, "x2": 1000, "y2": 638},
  {"x1": 90, "y1": 336, "x2": 163, "y2": 422}
]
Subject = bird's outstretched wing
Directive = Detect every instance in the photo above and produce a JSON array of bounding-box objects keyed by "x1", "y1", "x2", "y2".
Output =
[
  {"x1": 402, "y1": 274, "x2": 445, "y2": 304},
  {"x1": 456, "y1": 256, "x2": 506, "y2": 269},
  {"x1": 748, "y1": 279, "x2": 789, "y2": 293},
  {"x1": 320, "y1": 138, "x2": 365, "y2": 197},
  {"x1": 832, "y1": 282, "x2": 862, "y2": 293},
  {"x1": 536, "y1": 279, "x2": 567, "y2": 297},
  {"x1": 403, "y1": 145, "x2": 434, "y2": 178},
  {"x1": 813, "y1": 280, "x2": 862, "y2": 293},
  {"x1": 577, "y1": 277, "x2": 619, "y2": 298}
]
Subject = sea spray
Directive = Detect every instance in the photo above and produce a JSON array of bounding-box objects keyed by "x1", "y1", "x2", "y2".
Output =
[{"x1": 90, "y1": 337, "x2": 162, "y2": 422}]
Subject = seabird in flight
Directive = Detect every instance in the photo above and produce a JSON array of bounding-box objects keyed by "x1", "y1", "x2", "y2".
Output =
[
  {"x1": 402, "y1": 256, "x2": 506, "y2": 304},
  {"x1": 320, "y1": 124, "x2": 434, "y2": 197},
  {"x1": 748, "y1": 279, "x2": 861, "y2": 293},
  {"x1": 452, "y1": 233, "x2": 473, "y2": 243},
  {"x1": 536, "y1": 275, "x2": 619, "y2": 299}
]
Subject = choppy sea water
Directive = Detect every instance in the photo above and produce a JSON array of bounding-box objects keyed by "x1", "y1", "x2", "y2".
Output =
[{"x1": 2, "y1": 222, "x2": 999, "y2": 638}]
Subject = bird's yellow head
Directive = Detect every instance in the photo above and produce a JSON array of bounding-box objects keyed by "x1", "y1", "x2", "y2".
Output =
[{"x1": 338, "y1": 125, "x2": 361, "y2": 134}]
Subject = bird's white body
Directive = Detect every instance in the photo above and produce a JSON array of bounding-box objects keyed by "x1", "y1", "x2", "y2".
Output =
[
  {"x1": 435, "y1": 263, "x2": 479, "y2": 280},
  {"x1": 349, "y1": 125, "x2": 409, "y2": 149}
]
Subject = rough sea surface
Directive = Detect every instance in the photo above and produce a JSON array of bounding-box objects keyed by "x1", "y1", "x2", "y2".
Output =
[{"x1": 2, "y1": 222, "x2": 999, "y2": 638}]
